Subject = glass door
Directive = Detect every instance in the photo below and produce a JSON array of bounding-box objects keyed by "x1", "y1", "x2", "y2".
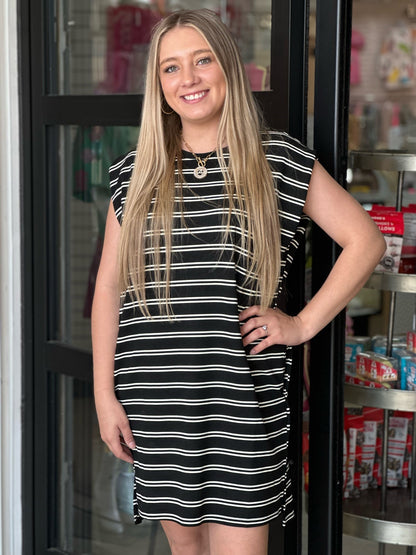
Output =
[{"x1": 22, "y1": 0, "x2": 311, "y2": 553}]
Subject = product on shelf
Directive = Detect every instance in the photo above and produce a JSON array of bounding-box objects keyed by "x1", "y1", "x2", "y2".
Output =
[
  {"x1": 387, "y1": 416, "x2": 409, "y2": 487},
  {"x1": 361, "y1": 420, "x2": 377, "y2": 490},
  {"x1": 345, "y1": 336, "x2": 371, "y2": 362},
  {"x1": 356, "y1": 351, "x2": 398, "y2": 383},
  {"x1": 345, "y1": 373, "x2": 393, "y2": 389},
  {"x1": 344, "y1": 409, "x2": 364, "y2": 499},
  {"x1": 372, "y1": 334, "x2": 406, "y2": 352},
  {"x1": 363, "y1": 407, "x2": 384, "y2": 487},
  {"x1": 368, "y1": 208, "x2": 404, "y2": 273},
  {"x1": 394, "y1": 410, "x2": 413, "y2": 485},
  {"x1": 400, "y1": 208, "x2": 416, "y2": 273},
  {"x1": 368, "y1": 205, "x2": 416, "y2": 273}
]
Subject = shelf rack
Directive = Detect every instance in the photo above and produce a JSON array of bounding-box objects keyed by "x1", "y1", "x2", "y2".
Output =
[{"x1": 344, "y1": 151, "x2": 416, "y2": 554}]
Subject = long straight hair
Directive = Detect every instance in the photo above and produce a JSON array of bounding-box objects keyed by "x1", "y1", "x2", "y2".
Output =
[{"x1": 119, "y1": 9, "x2": 281, "y2": 316}]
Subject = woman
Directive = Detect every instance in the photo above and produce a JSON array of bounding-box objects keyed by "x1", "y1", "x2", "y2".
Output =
[{"x1": 92, "y1": 9, "x2": 385, "y2": 555}]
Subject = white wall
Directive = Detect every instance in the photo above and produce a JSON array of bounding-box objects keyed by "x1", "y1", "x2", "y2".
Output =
[{"x1": 0, "y1": 0, "x2": 23, "y2": 552}]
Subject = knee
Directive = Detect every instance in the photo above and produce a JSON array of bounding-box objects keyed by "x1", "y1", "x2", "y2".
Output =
[
  {"x1": 161, "y1": 521, "x2": 208, "y2": 555},
  {"x1": 168, "y1": 537, "x2": 206, "y2": 555}
]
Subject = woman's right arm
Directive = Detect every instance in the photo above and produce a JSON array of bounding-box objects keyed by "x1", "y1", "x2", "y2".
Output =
[{"x1": 91, "y1": 203, "x2": 136, "y2": 464}]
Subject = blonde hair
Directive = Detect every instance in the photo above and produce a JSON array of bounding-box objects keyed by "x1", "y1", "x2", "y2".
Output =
[{"x1": 119, "y1": 9, "x2": 281, "y2": 315}]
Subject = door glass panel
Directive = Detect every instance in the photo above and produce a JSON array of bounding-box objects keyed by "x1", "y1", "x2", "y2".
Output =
[
  {"x1": 49, "y1": 125, "x2": 139, "y2": 349},
  {"x1": 50, "y1": 374, "x2": 171, "y2": 554},
  {"x1": 344, "y1": 2, "x2": 416, "y2": 553},
  {"x1": 49, "y1": 0, "x2": 271, "y2": 94}
]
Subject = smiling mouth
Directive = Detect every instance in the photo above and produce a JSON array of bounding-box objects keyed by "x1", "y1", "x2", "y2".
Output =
[{"x1": 182, "y1": 90, "x2": 208, "y2": 101}]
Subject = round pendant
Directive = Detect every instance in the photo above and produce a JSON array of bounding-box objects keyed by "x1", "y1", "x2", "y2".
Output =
[{"x1": 194, "y1": 165, "x2": 207, "y2": 179}]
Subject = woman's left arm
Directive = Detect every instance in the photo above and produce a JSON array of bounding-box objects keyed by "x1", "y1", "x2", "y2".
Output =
[{"x1": 239, "y1": 160, "x2": 386, "y2": 354}]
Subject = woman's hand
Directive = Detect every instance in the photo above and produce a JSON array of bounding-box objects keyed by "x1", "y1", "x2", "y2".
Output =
[
  {"x1": 95, "y1": 391, "x2": 136, "y2": 464},
  {"x1": 239, "y1": 305, "x2": 306, "y2": 355}
]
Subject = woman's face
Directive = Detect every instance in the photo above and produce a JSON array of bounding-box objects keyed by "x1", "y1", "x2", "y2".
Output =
[{"x1": 159, "y1": 26, "x2": 226, "y2": 133}]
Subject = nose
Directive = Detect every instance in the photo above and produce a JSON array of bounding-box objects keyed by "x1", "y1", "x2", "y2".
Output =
[{"x1": 182, "y1": 63, "x2": 199, "y2": 87}]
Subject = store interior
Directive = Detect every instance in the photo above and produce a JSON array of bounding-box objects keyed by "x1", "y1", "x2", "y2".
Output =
[{"x1": 308, "y1": 1, "x2": 416, "y2": 553}]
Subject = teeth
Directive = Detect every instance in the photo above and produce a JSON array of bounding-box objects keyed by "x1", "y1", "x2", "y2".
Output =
[{"x1": 184, "y1": 91, "x2": 205, "y2": 101}]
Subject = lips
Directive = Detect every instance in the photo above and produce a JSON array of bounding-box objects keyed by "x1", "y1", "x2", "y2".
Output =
[{"x1": 182, "y1": 90, "x2": 208, "y2": 102}]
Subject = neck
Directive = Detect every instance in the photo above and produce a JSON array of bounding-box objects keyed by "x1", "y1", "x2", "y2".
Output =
[{"x1": 181, "y1": 123, "x2": 220, "y2": 153}]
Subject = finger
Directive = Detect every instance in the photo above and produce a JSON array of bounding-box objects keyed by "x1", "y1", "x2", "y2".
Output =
[
  {"x1": 239, "y1": 305, "x2": 263, "y2": 321},
  {"x1": 242, "y1": 326, "x2": 269, "y2": 347},
  {"x1": 107, "y1": 437, "x2": 134, "y2": 464},
  {"x1": 119, "y1": 421, "x2": 136, "y2": 450},
  {"x1": 249, "y1": 338, "x2": 272, "y2": 355},
  {"x1": 120, "y1": 444, "x2": 135, "y2": 464},
  {"x1": 240, "y1": 316, "x2": 267, "y2": 337}
]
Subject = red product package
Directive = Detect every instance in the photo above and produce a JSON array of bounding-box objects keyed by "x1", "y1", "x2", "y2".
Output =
[
  {"x1": 344, "y1": 408, "x2": 364, "y2": 497},
  {"x1": 371, "y1": 205, "x2": 416, "y2": 273},
  {"x1": 356, "y1": 351, "x2": 398, "y2": 383},
  {"x1": 387, "y1": 416, "x2": 409, "y2": 487},
  {"x1": 394, "y1": 410, "x2": 413, "y2": 486},
  {"x1": 345, "y1": 374, "x2": 392, "y2": 389},
  {"x1": 368, "y1": 209, "x2": 404, "y2": 273},
  {"x1": 362, "y1": 407, "x2": 384, "y2": 486}
]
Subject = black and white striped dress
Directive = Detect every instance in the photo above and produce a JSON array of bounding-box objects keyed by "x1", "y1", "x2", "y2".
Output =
[{"x1": 110, "y1": 131, "x2": 316, "y2": 528}]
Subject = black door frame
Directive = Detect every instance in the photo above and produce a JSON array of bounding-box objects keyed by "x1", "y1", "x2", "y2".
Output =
[
  {"x1": 20, "y1": 1, "x2": 312, "y2": 553},
  {"x1": 308, "y1": 1, "x2": 352, "y2": 554}
]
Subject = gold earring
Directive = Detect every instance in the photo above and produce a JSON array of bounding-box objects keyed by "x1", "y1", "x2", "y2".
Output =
[{"x1": 161, "y1": 101, "x2": 174, "y2": 115}]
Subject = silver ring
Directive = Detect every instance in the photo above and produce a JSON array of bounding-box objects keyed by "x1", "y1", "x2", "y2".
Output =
[{"x1": 262, "y1": 325, "x2": 268, "y2": 333}]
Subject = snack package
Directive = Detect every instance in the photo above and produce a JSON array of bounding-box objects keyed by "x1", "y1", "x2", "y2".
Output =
[
  {"x1": 356, "y1": 351, "x2": 398, "y2": 383},
  {"x1": 363, "y1": 407, "x2": 384, "y2": 486},
  {"x1": 372, "y1": 334, "x2": 407, "y2": 354},
  {"x1": 401, "y1": 354, "x2": 416, "y2": 390},
  {"x1": 368, "y1": 209, "x2": 404, "y2": 273},
  {"x1": 346, "y1": 336, "x2": 371, "y2": 362},
  {"x1": 361, "y1": 420, "x2": 377, "y2": 489},
  {"x1": 345, "y1": 374, "x2": 392, "y2": 389},
  {"x1": 372, "y1": 204, "x2": 416, "y2": 273},
  {"x1": 394, "y1": 411, "x2": 413, "y2": 485},
  {"x1": 400, "y1": 209, "x2": 416, "y2": 273},
  {"x1": 344, "y1": 408, "x2": 364, "y2": 498},
  {"x1": 387, "y1": 416, "x2": 408, "y2": 487},
  {"x1": 374, "y1": 345, "x2": 413, "y2": 390}
]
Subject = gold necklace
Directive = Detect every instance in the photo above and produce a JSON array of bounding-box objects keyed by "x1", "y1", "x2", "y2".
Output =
[{"x1": 183, "y1": 140, "x2": 216, "y2": 179}]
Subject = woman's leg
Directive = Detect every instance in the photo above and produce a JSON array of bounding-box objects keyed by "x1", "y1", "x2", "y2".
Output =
[
  {"x1": 207, "y1": 522, "x2": 269, "y2": 555},
  {"x1": 160, "y1": 520, "x2": 210, "y2": 555}
]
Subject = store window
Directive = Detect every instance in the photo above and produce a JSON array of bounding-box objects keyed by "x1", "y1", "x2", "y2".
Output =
[
  {"x1": 50, "y1": 0, "x2": 272, "y2": 95},
  {"x1": 344, "y1": 1, "x2": 416, "y2": 553},
  {"x1": 50, "y1": 125, "x2": 138, "y2": 350},
  {"x1": 50, "y1": 374, "x2": 172, "y2": 554},
  {"x1": 47, "y1": 124, "x2": 175, "y2": 553}
]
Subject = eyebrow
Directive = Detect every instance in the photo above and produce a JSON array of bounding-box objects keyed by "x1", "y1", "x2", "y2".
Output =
[{"x1": 159, "y1": 48, "x2": 213, "y2": 66}]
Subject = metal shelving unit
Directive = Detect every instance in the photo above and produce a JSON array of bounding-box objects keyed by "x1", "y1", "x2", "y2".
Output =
[{"x1": 343, "y1": 151, "x2": 416, "y2": 554}]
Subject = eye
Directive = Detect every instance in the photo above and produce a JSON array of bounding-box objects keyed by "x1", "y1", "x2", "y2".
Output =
[
  {"x1": 163, "y1": 64, "x2": 178, "y2": 74},
  {"x1": 197, "y1": 56, "x2": 212, "y2": 66}
]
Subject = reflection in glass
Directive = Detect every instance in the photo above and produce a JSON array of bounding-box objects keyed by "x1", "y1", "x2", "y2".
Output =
[
  {"x1": 52, "y1": 375, "x2": 171, "y2": 554},
  {"x1": 52, "y1": 125, "x2": 138, "y2": 350},
  {"x1": 53, "y1": 0, "x2": 271, "y2": 94}
]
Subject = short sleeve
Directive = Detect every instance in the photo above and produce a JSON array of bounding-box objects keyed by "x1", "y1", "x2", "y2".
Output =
[
  {"x1": 265, "y1": 131, "x2": 316, "y2": 249},
  {"x1": 109, "y1": 151, "x2": 136, "y2": 224},
  {"x1": 265, "y1": 132, "x2": 316, "y2": 298}
]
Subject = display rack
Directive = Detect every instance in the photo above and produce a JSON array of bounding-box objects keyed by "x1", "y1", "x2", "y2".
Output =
[{"x1": 343, "y1": 151, "x2": 416, "y2": 554}]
